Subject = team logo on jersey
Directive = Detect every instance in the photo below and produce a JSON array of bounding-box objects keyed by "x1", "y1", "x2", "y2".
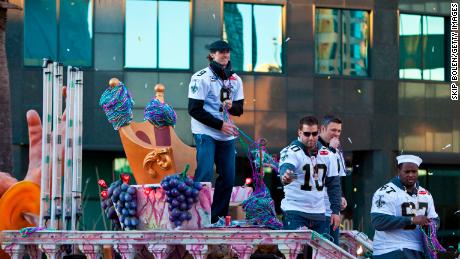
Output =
[
  {"x1": 375, "y1": 195, "x2": 386, "y2": 208},
  {"x1": 229, "y1": 75, "x2": 237, "y2": 80},
  {"x1": 280, "y1": 154, "x2": 288, "y2": 162},
  {"x1": 319, "y1": 150, "x2": 329, "y2": 156},
  {"x1": 280, "y1": 149, "x2": 288, "y2": 161},
  {"x1": 190, "y1": 81, "x2": 199, "y2": 94},
  {"x1": 210, "y1": 76, "x2": 217, "y2": 82},
  {"x1": 418, "y1": 190, "x2": 427, "y2": 195}
]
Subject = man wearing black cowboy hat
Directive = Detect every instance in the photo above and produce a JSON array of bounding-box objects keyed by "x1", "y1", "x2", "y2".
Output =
[{"x1": 188, "y1": 40, "x2": 244, "y2": 223}]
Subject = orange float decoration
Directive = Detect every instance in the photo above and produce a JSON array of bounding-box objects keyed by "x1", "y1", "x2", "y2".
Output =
[
  {"x1": 0, "y1": 180, "x2": 40, "y2": 259},
  {"x1": 107, "y1": 78, "x2": 196, "y2": 184},
  {"x1": 0, "y1": 181, "x2": 40, "y2": 231}
]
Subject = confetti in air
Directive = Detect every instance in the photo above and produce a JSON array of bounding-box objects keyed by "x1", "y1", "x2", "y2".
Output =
[
  {"x1": 347, "y1": 137, "x2": 352, "y2": 144},
  {"x1": 285, "y1": 37, "x2": 290, "y2": 42},
  {"x1": 441, "y1": 144, "x2": 451, "y2": 150}
]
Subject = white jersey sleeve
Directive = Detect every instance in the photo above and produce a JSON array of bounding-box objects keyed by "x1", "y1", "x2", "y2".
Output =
[
  {"x1": 317, "y1": 148, "x2": 339, "y2": 178},
  {"x1": 337, "y1": 151, "x2": 347, "y2": 177},
  {"x1": 371, "y1": 184, "x2": 397, "y2": 215},
  {"x1": 421, "y1": 189, "x2": 439, "y2": 219},
  {"x1": 188, "y1": 70, "x2": 209, "y2": 100},
  {"x1": 279, "y1": 145, "x2": 302, "y2": 172},
  {"x1": 231, "y1": 75, "x2": 244, "y2": 101}
]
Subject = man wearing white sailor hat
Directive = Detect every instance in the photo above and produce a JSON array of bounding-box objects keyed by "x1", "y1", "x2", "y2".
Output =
[{"x1": 370, "y1": 154, "x2": 441, "y2": 258}]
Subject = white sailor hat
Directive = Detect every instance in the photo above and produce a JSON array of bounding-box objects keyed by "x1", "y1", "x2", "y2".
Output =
[{"x1": 396, "y1": 155, "x2": 422, "y2": 167}]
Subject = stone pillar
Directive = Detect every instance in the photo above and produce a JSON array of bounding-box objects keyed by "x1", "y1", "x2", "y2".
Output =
[
  {"x1": 79, "y1": 244, "x2": 103, "y2": 259},
  {"x1": 231, "y1": 245, "x2": 253, "y2": 259},
  {"x1": 147, "y1": 244, "x2": 173, "y2": 259},
  {"x1": 2, "y1": 244, "x2": 25, "y2": 259},
  {"x1": 277, "y1": 244, "x2": 302, "y2": 259},
  {"x1": 25, "y1": 245, "x2": 40, "y2": 259},
  {"x1": 114, "y1": 244, "x2": 143, "y2": 259},
  {"x1": 185, "y1": 244, "x2": 208, "y2": 259},
  {"x1": 39, "y1": 244, "x2": 61, "y2": 259}
]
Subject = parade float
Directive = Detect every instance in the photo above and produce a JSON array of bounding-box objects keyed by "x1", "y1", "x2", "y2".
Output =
[{"x1": 0, "y1": 60, "x2": 369, "y2": 259}]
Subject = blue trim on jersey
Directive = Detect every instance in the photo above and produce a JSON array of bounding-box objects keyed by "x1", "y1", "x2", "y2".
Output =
[
  {"x1": 279, "y1": 163, "x2": 295, "y2": 176},
  {"x1": 371, "y1": 212, "x2": 412, "y2": 231},
  {"x1": 318, "y1": 136, "x2": 337, "y2": 153},
  {"x1": 391, "y1": 177, "x2": 420, "y2": 195},
  {"x1": 325, "y1": 175, "x2": 341, "y2": 214},
  {"x1": 290, "y1": 139, "x2": 308, "y2": 155}
]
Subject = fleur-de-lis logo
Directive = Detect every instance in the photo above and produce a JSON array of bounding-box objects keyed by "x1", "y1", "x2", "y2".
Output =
[
  {"x1": 191, "y1": 82, "x2": 198, "y2": 94},
  {"x1": 375, "y1": 195, "x2": 386, "y2": 208}
]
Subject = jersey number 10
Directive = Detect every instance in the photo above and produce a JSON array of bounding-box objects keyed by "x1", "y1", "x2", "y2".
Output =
[{"x1": 301, "y1": 164, "x2": 327, "y2": 191}]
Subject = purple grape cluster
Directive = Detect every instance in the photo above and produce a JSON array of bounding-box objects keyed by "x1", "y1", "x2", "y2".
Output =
[
  {"x1": 101, "y1": 187, "x2": 121, "y2": 229},
  {"x1": 103, "y1": 179, "x2": 139, "y2": 230},
  {"x1": 161, "y1": 174, "x2": 202, "y2": 227}
]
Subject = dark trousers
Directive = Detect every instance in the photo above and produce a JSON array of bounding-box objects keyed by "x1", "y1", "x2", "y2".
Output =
[
  {"x1": 283, "y1": 211, "x2": 328, "y2": 259},
  {"x1": 193, "y1": 134, "x2": 235, "y2": 223},
  {"x1": 282, "y1": 211, "x2": 328, "y2": 234},
  {"x1": 373, "y1": 248, "x2": 425, "y2": 259},
  {"x1": 325, "y1": 215, "x2": 340, "y2": 245}
]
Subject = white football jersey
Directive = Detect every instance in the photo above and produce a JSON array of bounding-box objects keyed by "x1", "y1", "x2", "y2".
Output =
[
  {"x1": 371, "y1": 181, "x2": 438, "y2": 255},
  {"x1": 280, "y1": 143, "x2": 339, "y2": 214},
  {"x1": 325, "y1": 150, "x2": 347, "y2": 216},
  {"x1": 188, "y1": 67, "x2": 244, "y2": 141}
]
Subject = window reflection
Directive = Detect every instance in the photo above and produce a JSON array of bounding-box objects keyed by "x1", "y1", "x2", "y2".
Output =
[
  {"x1": 315, "y1": 8, "x2": 369, "y2": 76},
  {"x1": 159, "y1": 1, "x2": 190, "y2": 69},
  {"x1": 60, "y1": 0, "x2": 93, "y2": 67},
  {"x1": 24, "y1": 0, "x2": 58, "y2": 66},
  {"x1": 315, "y1": 9, "x2": 340, "y2": 75},
  {"x1": 253, "y1": 5, "x2": 283, "y2": 72},
  {"x1": 399, "y1": 14, "x2": 445, "y2": 81},
  {"x1": 24, "y1": 0, "x2": 92, "y2": 67},
  {"x1": 422, "y1": 16, "x2": 445, "y2": 81},
  {"x1": 224, "y1": 3, "x2": 283, "y2": 73},
  {"x1": 125, "y1": 0, "x2": 190, "y2": 69},
  {"x1": 399, "y1": 14, "x2": 422, "y2": 79},
  {"x1": 342, "y1": 10, "x2": 369, "y2": 76},
  {"x1": 125, "y1": 1, "x2": 157, "y2": 68}
]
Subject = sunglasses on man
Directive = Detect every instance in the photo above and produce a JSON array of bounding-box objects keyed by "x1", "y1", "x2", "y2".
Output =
[{"x1": 302, "y1": 131, "x2": 318, "y2": 137}]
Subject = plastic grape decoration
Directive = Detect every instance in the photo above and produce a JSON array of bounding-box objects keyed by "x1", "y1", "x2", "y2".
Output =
[
  {"x1": 161, "y1": 165, "x2": 202, "y2": 227},
  {"x1": 101, "y1": 175, "x2": 139, "y2": 230}
]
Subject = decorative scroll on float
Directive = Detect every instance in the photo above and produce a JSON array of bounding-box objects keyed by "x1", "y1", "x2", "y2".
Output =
[{"x1": 99, "y1": 78, "x2": 196, "y2": 185}]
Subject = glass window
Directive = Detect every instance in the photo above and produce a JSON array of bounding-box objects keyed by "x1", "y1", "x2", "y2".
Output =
[
  {"x1": 24, "y1": 0, "x2": 93, "y2": 67},
  {"x1": 223, "y1": 3, "x2": 283, "y2": 73},
  {"x1": 125, "y1": 0, "x2": 190, "y2": 69},
  {"x1": 113, "y1": 158, "x2": 133, "y2": 177},
  {"x1": 399, "y1": 14, "x2": 445, "y2": 81},
  {"x1": 315, "y1": 8, "x2": 369, "y2": 77},
  {"x1": 59, "y1": 0, "x2": 93, "y2": 66}
]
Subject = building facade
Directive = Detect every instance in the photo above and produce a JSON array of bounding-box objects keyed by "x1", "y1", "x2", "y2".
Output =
[{"x1": 6, "y1": 0, "x2": 459, "y2": 246}]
